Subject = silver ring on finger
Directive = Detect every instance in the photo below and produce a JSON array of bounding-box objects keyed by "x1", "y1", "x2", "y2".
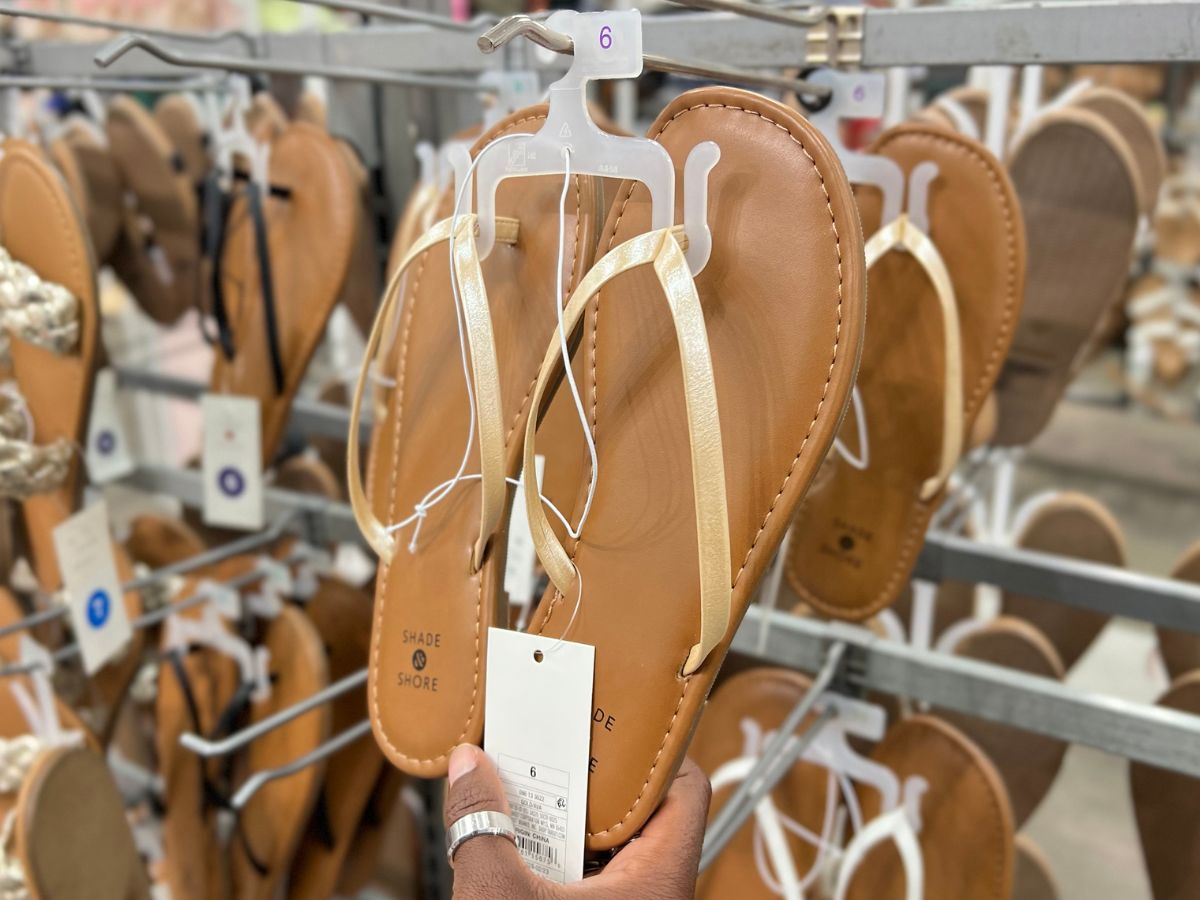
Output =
[{"x1": 446, "y1": 810, "x2": 518, "y2": 865}]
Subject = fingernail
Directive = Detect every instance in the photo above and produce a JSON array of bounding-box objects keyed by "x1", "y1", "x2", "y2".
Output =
[{"x1": 448, "y1": 744, "x2": 478, "y2": 786}]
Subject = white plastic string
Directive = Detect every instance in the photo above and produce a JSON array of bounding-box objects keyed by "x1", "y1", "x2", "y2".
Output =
[
  {"x1": 384, "y1": 133, "x2": 523, "y2": 553},
  {"x1": 832, "y1": 386, "x2": 870, "y2": 471},
  {"x1": 550, "y1": 146, "x2": 600, "y2": 541}
]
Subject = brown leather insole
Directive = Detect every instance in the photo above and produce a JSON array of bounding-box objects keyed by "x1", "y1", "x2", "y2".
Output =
[
  {"x1": 846, "y1": 715, "x2": 1014, "y2": 900},
  {"x1": 1002, "y1": 491, "x2": 1126, "y2": 670},
  {"x1": 940, "y1": 617, "x2": 1067, "y2": 826},
  {"x1": 1129, "y1": 670, "x2": 1200, "y2": 900},
  {"x1": 1156, "y1": 540, "x2": 1200, "y2": 681}
]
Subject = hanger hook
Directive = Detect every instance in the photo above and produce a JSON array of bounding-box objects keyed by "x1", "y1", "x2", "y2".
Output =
[{"x1": 478, "y1": 15, "x2": 573, "y2": 55}]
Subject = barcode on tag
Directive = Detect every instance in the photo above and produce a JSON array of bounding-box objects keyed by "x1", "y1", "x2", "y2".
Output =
[
  {"x1": 516, "y1": 834, "x2": 560, "y2": 868},
  {"x1": 485, "y1": 629, "x2": 592, "y2": 884},
  {"x1": 498, "y1": 753, "x2": 570, "y2": 881}
]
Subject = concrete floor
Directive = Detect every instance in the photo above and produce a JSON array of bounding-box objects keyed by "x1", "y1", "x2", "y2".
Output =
[{"x1": 1005, "y1": 392, "x2": 1199, "y2": 900}]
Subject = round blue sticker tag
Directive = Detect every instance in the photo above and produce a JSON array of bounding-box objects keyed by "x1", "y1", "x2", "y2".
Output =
[
  {"x1": 86, "y1": 589, "x2": 110, "y2": 629},
  {"x1": 218, "y1": 466, "x2": 246, "y2": 497}
]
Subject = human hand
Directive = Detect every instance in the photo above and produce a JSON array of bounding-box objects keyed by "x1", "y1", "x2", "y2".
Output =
[{"x1": 445, "y1": 744, "x2": 711, "y2": 899}]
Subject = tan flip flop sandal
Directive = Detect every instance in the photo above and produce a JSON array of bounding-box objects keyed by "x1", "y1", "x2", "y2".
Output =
[
  {"x1": 272, "y1": 454, "x2": 343, "y2": 501},
  {"x1": 332, "y1": 766, "x2": 408, "y2": 895},
  {"x1": 348, "y1": 104, "x2": 610, "y2": 777},
  {"x1": 1013, "y1": 834, "x2": 1060, "y2": 900},
  {"x1": 844, "y1": 715, "x2": 1015, "y2": 900},
  {"x1": 1002, "y1": 491, "x2": 1126, "y2": 670},
  {"x1": 106, "y1": 96, "x2": 203, "y2": 326},
  {"x1": 517, "y1": 87, "x2": 865, "y2": 850},
  {"x1": 210, "y1": 122, "x2": 357, "y2": 467},
  {"x1": 1072, "y1": 87, "x2": 1165, "y2": 217},
  {"x1": 10, "y1": 744, "x2": 150, "y2": 900},
  {"x1": 47, "y1": 120, "x2": 125, "y2": 265},
  {"x1": 1156, "y1": 540, "x2": 1200, "y2": 681},
  {"x1": 333, "y1": 140, "x2": 382, "y2": 338},
  {"x1": 156, "y1": 585, "x2": 241, "y2": 900},
  {"x1": 287, "y1": 576, "x2": 380, "y2": 900},
  {"x1": 154, "y1": 94, "x2": 212, "y2": 188},
  {"x1": 786, "y1": 122, "x2": 1025, "y2": 622},
  {"x1": 939, "y1": 616, "x2": 1067, "y2": 827},
  {"x1": 124, "y1": 513, "x2": 207, "y2": 569},
  {"x1": 992, "y1": 107, "x2": 1141, "y2": 446},
  {"x1": 1129, "y1": 670, "x2": 1200, "y2": 900},
  {"x1": 692, "y1": 668, "x2": 835, "y2": 900},
  {"x1": 0, "y1": 138, "x2": 99, "y2": 590},
  {"x1": 231, "y1": 605, "x2": 330, "y2": 900}
]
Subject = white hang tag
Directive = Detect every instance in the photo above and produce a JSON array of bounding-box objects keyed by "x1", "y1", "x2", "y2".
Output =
[
  {"x1": 334, "y1": 542, "x2": 376, "y2": 587},
  {"x1": 257, "y1": 555, "x2": 294, "y2": 596},
  {"x1": 201, "y1": 394, "x2": 264, "y2": 531},
  {"x1": 484, "y1": 628, "x2": 593, "y2": 884},
  {"x1": 51, "y1": 501, "x2": 132, "y2": 675},
  {"x1": 504, "y1": 455, "x2": 545, "y2": 615},
  {"x1": 84, "y1": 368, "x2": 136, "y2": 484}
]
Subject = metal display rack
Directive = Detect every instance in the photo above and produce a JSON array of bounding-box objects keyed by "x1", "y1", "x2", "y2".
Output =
[{"x1": 3, "y1": 5, "x2": 1200, "y2": 891}]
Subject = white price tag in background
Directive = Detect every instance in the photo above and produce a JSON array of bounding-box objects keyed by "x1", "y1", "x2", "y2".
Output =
[
  {"x1": 484, "y1": 628, "x2": 593, "y2": 884},
  {"x1": 52, "y1": 501, "x2": 132, "y2": 675},
  {"x1": 201, "y1": 394, "x2": 264, "y2": 531},
  {"x1": 85, "y1": 367, "x2": 135, "y2": 484},
  {"x1": 504, "y1": 454, "x2": 545, "y2": 615}
]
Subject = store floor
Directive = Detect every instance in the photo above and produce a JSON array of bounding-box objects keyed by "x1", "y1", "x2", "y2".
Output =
[{"x1": 1014, "y1": 391, "x2": 1197, "y2": 900}]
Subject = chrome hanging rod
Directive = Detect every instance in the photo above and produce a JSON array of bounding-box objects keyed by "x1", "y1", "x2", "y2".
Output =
[
  {"x1": 666, "y1": 0, "x2": 828, "y2": 28},
  {"x1": 0, "y1": 512, "x2": 296, "y2": 641},
  {"x1": 0, "y1": 74, "x2": 222, "y2": 93},
  {"x1": 477, "y1": 14, "x2": 830, "y2": 99},
  {"x1": 0, "y1": 4, "x2": 257, "y2": 50},
  {"x1": 95, "y1": 34, "x2": 496, "y2": 94},
  {"x1": 287, "y1": 0, "x2": 492, "y2": 33}
]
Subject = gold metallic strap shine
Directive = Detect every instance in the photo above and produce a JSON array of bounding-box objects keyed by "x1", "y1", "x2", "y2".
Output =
[
  {"x1": 348, "y1": 215, "x2": 509, "y2": 569},
  {"x1": 523, "y1": 226, "x2": 731, "y2": 676},
  {"x1": 864, "y1": 214, "x2": 963, "y2": 500}
]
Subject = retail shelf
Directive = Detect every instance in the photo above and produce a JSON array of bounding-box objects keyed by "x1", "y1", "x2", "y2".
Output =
[
  {"x1": 732, "y1": 607, "x2": 1200, "y2": 778},
  {"x1": 118, "y1": 463, "x2": 363, "y2": 546},
  {"x1": 9, "y1": 2, "x2": 1200, "y2": 80},
  {"x1": 916, "y1": 530, "x2": 1200, "y2": 634},
  {"x1": 113, "y1": 366, "x2": 368, "y2": 442}
]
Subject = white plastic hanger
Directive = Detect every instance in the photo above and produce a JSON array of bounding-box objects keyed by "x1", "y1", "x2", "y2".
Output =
[
  {"x1": 806, "y1": 68, "x2": 905, "y2": 229},
  {"x1": 470, "y1": 9, "x2": 718, "y2": 274},
  {"x1": 9, "y1": 636, "x2": 83, "y2": 747},
  {"x1": 163, "y1": 603, "x2": 272, "y2": 702},
  {"x1": 213, "y1": 75, "x2": 269, "y2": 190}
]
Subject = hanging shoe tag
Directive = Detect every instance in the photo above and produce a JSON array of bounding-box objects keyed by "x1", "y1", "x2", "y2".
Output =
[
  {"x1": 85, "y1": 368, "x2": 135, "y2": 484},
  {"x1": 202, "y1": 394, "x2": 264, "y2": 531},
  {"x1": 484, "y1": 628, "x2": 593, "y2": 884},
  {"x1": 52, "y1": 501, "x2": 132, "y2": 675},
  {"x1": 334, "y1": 541, "x2": 375, "y2": 587},
  {"x1": 198, "y1": 578, "x2": 241, "y2": 620},
  {"x1": 504, "y1": 454, "x2": 545, "y2": 617}
]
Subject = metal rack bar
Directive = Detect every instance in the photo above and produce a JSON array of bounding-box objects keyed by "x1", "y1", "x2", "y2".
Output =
[
  {"x1": 15, "y1": 2, "x2": 1200, "y2": 81},
  {"x1": 118, "y1": 464, "x2": 363, "y2": 546},
  {"x1": 916, "y1": 531, "x2": 1200, "y2": 634},
  {"x1": 113, "y1": 367, "x2": 368, "y2": 442},
  {"x1": 732, "y1": 609, "x2": 1200, "y2": 778}
]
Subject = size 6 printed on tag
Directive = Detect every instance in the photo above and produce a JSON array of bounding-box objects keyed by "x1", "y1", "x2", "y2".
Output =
[
  {"x1": 85, "y1": 368, "x2": 135, "y2": 484},
  {"x1": 52, "y1": 501, "x2": 132, "y2": 675},
  {"x1": 485, "y1": 628, "x2": 593, "y2": 884},
  {"x1": 202, "y1": 394, "x2": 264, "y2": 531}
]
